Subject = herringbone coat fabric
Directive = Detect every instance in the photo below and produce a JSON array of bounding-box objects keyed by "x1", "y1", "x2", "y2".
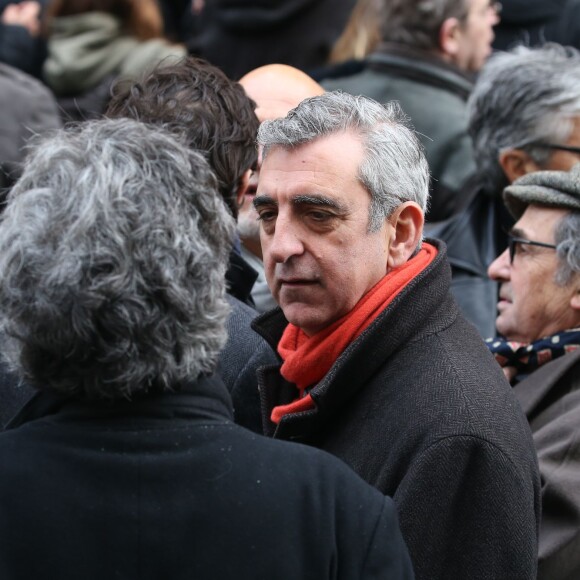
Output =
[{"x1": 253, "y1": 240, "x2": 541, "y2": 580}]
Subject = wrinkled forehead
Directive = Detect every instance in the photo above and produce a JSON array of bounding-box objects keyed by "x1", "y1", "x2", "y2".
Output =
[{"x1": 515, "y1": 204, "x2": 570, "y2": 238}]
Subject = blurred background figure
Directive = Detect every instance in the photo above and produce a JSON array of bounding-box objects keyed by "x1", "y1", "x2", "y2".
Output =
[
  {"x1": 42, "y1": 0, "x2": 186, "y2": 121},
  {"x1": 0, "y1": 0, "x2": 47, "y2": 77},
  {"x1": 0, "y1": 118, "x2": 414, "y2": 580},
  {"x1": 493, "y1": 0, "x2": 580, "y2": 51},
  {"x1": 315, "y1": 0, "x2": 382, "y2": 80},
  {"x1": 239, "y1": 63, "x2": 324, "y2": 312},
  {"x1": 188, "y1": 0, "x2": 357, "y2": 79},
  {"x1": 322, "y1": 0, "x2": 501, "y2": 222},
  {"x1": 157, "y1": 0, "x2": 194, "y2": 43},
  {"x1": 0, "y1": 62, "x2": 61, "y2": 192},
  {"x1": 427, "y1": 44, "x2": 580, "y2": 337},
  {"x1": 329, "y1": 0, "x2": 382, "y2": 63}
]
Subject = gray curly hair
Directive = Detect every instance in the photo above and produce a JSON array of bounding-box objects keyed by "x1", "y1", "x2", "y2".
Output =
[
  {"x1": 555, "y1": 212, "x2": 580, "y2": 286},
  {"x1": 257, "y1": 91, "x2": 430, "y2": 232},
  {"x1": 0, "y1": 118, "x2": 235, "y2": 399}
]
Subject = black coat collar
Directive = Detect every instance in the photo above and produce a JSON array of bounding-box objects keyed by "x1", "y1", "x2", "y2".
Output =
[
  {"x1": 367, "y1": 43, "x2": 474, "y2": 101},
  {"x1": 6, "y1": 374, "x2": 234, "y2": 430},
  {"x1": 226, "y1": 250, "x2": 258, "y2": 307}
]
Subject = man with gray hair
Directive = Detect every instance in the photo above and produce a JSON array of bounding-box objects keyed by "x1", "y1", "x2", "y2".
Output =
[
  {"x1": 427, "y1": 44, "x2": 580, "y2": 337},
  {"x1": 486, "y1": 163, "x2": 580, "y2": 580},
  {"x1": 0, "y1": 118, "x2": 415, "y2": 579},
  {"x1": 252, "y1": 91, "x2": 540, "y2": 580},
  {"x1": 322, "y1": 0, "x2": 500, "y2": 221}
]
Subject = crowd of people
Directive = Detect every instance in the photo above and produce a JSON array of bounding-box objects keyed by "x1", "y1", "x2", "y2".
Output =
[{"x1": 0, "y1": 0, "x2": 579, "y2": 579}]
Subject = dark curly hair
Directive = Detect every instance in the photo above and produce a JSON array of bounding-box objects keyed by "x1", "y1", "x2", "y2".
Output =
[{"x1": 106, "y1": 56, "x2": 259, "y2": 219}]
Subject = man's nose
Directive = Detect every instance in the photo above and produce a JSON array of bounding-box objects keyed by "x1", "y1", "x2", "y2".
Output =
[
  {"x1": 265, "y1": 217, "x2": 305, "y2": 264},
  {"x1": 488, "y1": 247, "x2": 510, "y2": 281}
]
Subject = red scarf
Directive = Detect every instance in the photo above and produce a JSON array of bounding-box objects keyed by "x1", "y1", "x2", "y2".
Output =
[{"x1": 271, "y1": 243, "x2": 438, "y2": 424}]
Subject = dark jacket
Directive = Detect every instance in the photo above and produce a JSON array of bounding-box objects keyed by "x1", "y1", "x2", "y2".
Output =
[
  {"x1": 0, "y1": 294, "x2": 275, "y2": 433},
  {"x1": 493, "y1": 0, "x2": 580, "y2": 51},
  {"x1": 514, "y1": 349, "x2": 580, "y2": 580},
  {"x1": 220, "y1": 294, "x2": 278, "y2": 432},
  {"x1": 252, "y1": 240, "x2": 541, "y2": 580},
  {"x1": 424, "y1": 183, "x2": 514, "y2": 337},
  {"x1": 0, "y1": 375, "x2": 414, "y2": 580},
  {"x1": 189, "y1": 0, "x2": 357, "y2": 79},
  {"x1": 0, "y1": 0, "x2": 48, "y2": 78},
  {"x1": 0, "y1": 62, "x2": 61, "y2": 190},
  {"x1": 226, "y1": 248, "x2": 258, "y2": 307},
  {"x1": 322, "y1": 44, "x2": 476, "y2": 222}
]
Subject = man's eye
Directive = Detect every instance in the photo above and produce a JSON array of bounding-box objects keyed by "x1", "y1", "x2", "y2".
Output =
[
  {"x1": 517, "y1": 243, "x2": 529, "y2": 254},
  {"x1": 257, "y1": 210, "x2": 276, "y2": 222},
  {"x1": 308, "y1": 211, "x2": 332, "y2": 221}
]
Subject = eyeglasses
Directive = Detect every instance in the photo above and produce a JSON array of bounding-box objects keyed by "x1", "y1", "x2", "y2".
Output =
[
  {"x1": 529, "y1": 142, "x2": 580, "y2": 156},
  {"x1": 490, "y1": 1, "x2": 502, "y2": 14},
  {"x1": 508, "y1": 235, "x2": 557, "y2": 264}
]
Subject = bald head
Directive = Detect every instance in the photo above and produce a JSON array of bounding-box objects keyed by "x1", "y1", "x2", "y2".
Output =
[
  {"x1": 237, "y1": 66, "x2": 324, "y2": 259},
  {"x1": 240, "y1": 64, "x2": 324, "y2": 122}
]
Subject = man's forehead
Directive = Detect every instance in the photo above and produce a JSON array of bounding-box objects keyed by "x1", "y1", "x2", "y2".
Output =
[
  {"x1": 261, "y1": 132, "x2": 363, "y2": 167},
  {"x1": 516, "y1": 204, "x2": 569, "y2": 234}
]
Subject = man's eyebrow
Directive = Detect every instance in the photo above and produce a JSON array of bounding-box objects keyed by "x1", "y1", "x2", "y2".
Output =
[
  {"x1": 510, "y1": 227, "x2": 528, "y2": 239},
  {"x1": 292, "y1": 194, "x2": 347, "y2": 212},
  {"x1": 253, "y1": 194, "x2": 277, "y2": 209}
]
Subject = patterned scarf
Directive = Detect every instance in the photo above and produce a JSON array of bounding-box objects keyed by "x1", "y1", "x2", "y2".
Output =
[
  {"x1": 485, "y1": 329, "x2": 580, "y2": 377},
  {"x1": 271, "y1": 243, "x2": 438, "y2": 424}
]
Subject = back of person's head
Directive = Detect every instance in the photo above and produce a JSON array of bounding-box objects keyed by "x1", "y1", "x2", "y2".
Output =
[
  {"x1": 0, "y1": 118, "x2": 235, "y2": 400},
  {"x1": 380, "y1": 0, "x2": 468, "y2": 51},
  {"x1": 468, "y1": 44, "x2": 580, "y2": 196},
  {"x1": 106, "y1": 56, "x2": 259, "y2": 219},
  {"x1": 257, "y1": 90, "x2": 429, "y2": 231},
  {"x1": 44, "y1": 0, "x2": 164, "y2": 40},
  {"x1": 239, "y1": 64, "x2": 324, "y2": 122}
]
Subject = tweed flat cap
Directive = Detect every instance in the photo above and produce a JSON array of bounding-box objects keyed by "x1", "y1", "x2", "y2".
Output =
[{"x1": 503, "y1": 162, "x2": 580, "y2": 219}]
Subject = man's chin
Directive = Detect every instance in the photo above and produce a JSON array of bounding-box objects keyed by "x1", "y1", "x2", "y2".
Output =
[{"x1": 281, "y1": 303, "x2": 327, "y2": 336}]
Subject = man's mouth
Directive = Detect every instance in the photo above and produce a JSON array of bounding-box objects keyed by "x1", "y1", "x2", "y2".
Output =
[
  {"x1": 497, "y1": 293, "x2": 512, "y2": 310},
  {"x1": 279, "y1": 278, "x2": 317, "y2": 287}
]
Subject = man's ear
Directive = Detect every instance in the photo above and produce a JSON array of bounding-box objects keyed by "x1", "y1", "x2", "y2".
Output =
[
  {"x1": 386, "y1": 202, "x2": 424, "y2": 270},
  {"x1": 439, "y1": 17, "x2": 461, "y2": 59},
  {"x1": 235, "y1": 169, "x2": 252, "y2": 208},
  {"x1": 571, "y1": 283, "x2": 580, "y2": 311},
  {"x1": 499, "y1": 149, "x2": 542, "y2": 184}
]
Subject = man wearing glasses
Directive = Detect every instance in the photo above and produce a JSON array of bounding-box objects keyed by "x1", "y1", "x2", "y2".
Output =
[
  {"x1": 427, "y1": 43, "x2": 580, "y2": 338},
  {"x1": 487, "y1": 163, "x2": 580, "y2": 580}
]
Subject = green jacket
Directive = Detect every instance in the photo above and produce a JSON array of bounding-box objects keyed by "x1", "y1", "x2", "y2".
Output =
[{"x1": 44, "y1": 12, "x2": 186, "y2": 95}]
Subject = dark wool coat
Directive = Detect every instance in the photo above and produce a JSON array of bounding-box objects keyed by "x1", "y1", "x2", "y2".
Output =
[
  {"x1": 515, "y1": 349, "x2": 580, "y2": 580},
  {"x1": 493, "y1": 0, "x2": 580, "y2": 51},
  {"x1": 188, "y1": 0, "x2": 357, "y2": 80},
  {"x1": 0, "y1": 376, "x2": 414, "y2": 580},
  {"x1": 0, "y1": 0, "x2": 48, "y2": 79},
  {"x1": 424, "y1": 184, "x2": 514, "y2": 338},
  {"x1": 0, "y1": 63, "x2": 61, "y2": 189},
  {"x1": 252, "y1": 240, "x2": 541, "y2": 580}
]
